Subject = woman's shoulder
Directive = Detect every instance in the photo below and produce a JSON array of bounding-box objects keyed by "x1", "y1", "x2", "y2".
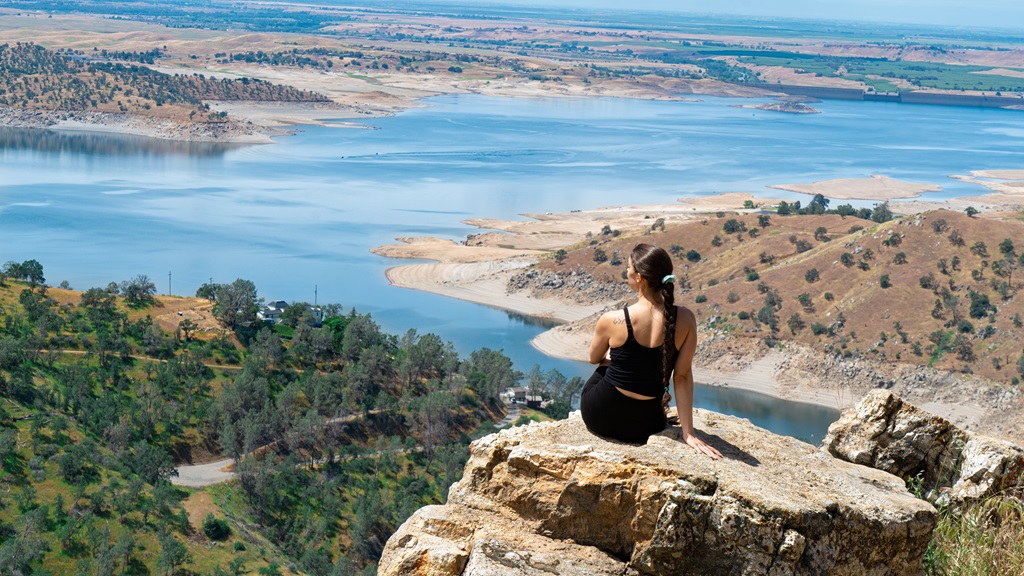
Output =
[
  {"x1": 599, "y1": 307, "x2": 628, "y2": 324},
  {"x1": 674, "y1": 304, "x2": 696, "y2": 326}
]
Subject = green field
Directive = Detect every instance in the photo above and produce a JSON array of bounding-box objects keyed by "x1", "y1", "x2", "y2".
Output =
[{"x1": 739, "y1": 54, "x2": 1024, "y2": 92}]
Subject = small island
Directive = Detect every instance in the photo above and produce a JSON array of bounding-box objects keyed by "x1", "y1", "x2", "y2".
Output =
[{"x1": 733, "y1": 100, "x2": 822, "y2": 114}]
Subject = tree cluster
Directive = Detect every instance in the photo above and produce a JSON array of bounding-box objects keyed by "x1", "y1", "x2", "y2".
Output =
[
  {"x1": 776, "y1": 194, "x2": 893, "y2": 223},
  {"x1": 3, "y1": 260, "x2": 555, "y2": 574}
]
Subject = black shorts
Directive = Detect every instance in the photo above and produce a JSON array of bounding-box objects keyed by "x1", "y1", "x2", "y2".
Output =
[{"x1": 580, "y1": 366, "x2": 667, "y2": 444}]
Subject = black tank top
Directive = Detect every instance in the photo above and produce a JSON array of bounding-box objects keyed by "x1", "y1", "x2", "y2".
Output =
[{"x1": 604, "y1": 306, "x2": 669, "y2": 398}]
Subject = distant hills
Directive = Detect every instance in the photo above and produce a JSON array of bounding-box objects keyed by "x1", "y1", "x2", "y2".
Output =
[{"x1": 0, "y1": 42, "x2": 328, "y2": 122}]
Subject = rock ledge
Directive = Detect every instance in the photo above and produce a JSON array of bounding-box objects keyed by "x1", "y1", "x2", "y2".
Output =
[{"x1": 381, "y1": 409, "x2": 935, "y2": 576}]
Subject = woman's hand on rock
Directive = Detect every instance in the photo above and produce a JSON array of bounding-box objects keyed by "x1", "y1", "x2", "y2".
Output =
[{"x1": 682, "y1": 430, "x2": 722, "y2": 460}]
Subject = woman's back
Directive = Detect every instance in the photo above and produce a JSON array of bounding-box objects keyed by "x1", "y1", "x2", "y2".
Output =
[
  {"x1": 604, "y1": 305, "x2": 666, "y2": 398},
  {"x1": 604, "y1": 302, "x2": 689, "y2": 352},
  {"x1": 581, "y1": 242, "x2": 720, "y2": 456}
]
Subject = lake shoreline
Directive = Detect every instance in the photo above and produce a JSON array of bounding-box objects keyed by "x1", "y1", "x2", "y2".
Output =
[
  {"x1": 376, "y1": 197, "x2": 843, "y2": 412},
  {"x1": 374, "y1": 194, "x2": 1023, "y2": 436},
  {"x1": 0, "y1": 70, "x2": 782, "y2": 143},
  {"x1": 0, "y1": 107, "x2": 282, "y2": 143}
]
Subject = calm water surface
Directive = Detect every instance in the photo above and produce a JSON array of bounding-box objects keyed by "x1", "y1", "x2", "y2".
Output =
[{"x1": 5, "y1": 95, "x2": 1024, "y2": 443}]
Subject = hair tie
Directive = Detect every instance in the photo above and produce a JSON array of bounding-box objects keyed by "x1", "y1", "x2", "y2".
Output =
[{"x1": 661, "y1": 274, "x2": 676, "y2": 284}]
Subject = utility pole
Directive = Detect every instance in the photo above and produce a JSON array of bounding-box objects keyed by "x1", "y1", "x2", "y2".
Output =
[{"x1": 168, "y1": 271, "x2": 172, "y2": 295}]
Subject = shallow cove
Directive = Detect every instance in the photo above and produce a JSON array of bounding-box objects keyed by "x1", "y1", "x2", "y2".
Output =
[{"x1": 5, "y1": 94, "x2": 1024, "y2": 442}]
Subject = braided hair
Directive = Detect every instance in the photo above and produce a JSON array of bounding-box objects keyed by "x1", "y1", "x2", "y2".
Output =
[{"x1": 630, "y1": 243, "x2": 677, "y2": 391}]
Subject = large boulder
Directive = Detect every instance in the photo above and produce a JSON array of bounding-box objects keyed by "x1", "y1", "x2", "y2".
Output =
[
  {"x1": 381, "y1": 409, "x2": 936, "y2": 576},
  {"x1": 825, "y1": 389, "x2": 1024, "y2": 505}
]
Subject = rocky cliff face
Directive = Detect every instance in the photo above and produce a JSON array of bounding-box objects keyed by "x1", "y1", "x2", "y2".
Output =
[
  {"x1": 380, "y1": 409, "x2": 936, "y2": 576},
  {"x1": 825, "y1": 389, "x2": 1024, "y2": 507}
]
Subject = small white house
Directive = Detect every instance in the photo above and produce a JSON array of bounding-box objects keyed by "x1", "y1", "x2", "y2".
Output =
[
  {"x1": 257, "y1": 300, "x2": 289, "y2": 323},
  {"x1": 258, "y1": 300, "x2": 325, "y2": 325},
  {"x1": 504, "y1": 387, "x2": 528, "y2": 403}
]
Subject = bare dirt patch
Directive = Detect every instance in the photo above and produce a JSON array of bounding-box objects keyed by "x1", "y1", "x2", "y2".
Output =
[
  {"x1": 970, "y1": 68, "x2": 1024, "y2": 79},
  {"x1": 149, "y1": 296, "x2": 225, "y2": 337},
  {"x1": 183, "y1": 490, "x2": 220, "y2": 531}
]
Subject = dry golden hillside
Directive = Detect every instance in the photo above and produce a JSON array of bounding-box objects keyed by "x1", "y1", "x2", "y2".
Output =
[
  {"x1": 541, "y1": 209, "x2": 1024, "y2": 384},
  {"x1": 0, "y1": 42, "x2": 327, "y2": 121}
]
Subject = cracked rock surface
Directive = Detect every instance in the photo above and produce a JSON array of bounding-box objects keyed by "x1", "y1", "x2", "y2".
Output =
[
  {"x1": 380, "y1": 408, "x2": 935, "y2": 576},
  {"x1": 825, "y1": 389, "x2": 1024, "y2": 507}
]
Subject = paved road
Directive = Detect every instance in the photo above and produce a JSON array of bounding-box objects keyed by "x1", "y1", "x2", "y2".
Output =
[
  {"x1": 495, "y1": 401, "x2": 521, "y2": 429},
  {"x1": 172, "y1": 458, "x2": 234, "y2": 487}
]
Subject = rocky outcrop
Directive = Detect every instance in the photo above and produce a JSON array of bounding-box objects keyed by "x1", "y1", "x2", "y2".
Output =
[
  {"x1": 506, "y1": 268, "x2": 633, "y2": 305},
  {"x1": 733, "y1": 102, "x2": 822, "y2": 114},
  {"x1": 380, "y1": 410, "x2": 936, "y2": 576},
  {"x1": 693, "y1": 334, "x2": 1020, "y2": 439},
  {"x1": 825, "y1": 389, "x2": 1024, "y2": 506}
]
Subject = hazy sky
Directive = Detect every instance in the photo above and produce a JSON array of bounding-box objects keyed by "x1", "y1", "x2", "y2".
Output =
[{"x1": 462, "y1": 1, "x2": 1024, "y2": 29}]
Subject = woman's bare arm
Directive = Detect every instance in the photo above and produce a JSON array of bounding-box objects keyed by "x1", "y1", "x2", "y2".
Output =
[
  {"x1": 588, "y1": 313, "x2": 613, "y2": 365},
  {"x1": 673, "y1": 307, "x2": 721, "y2": 459}
]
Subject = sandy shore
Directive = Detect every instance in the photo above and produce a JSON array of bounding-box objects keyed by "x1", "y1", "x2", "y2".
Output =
[
  {"x1": 371, "y1": 237, "x2": 547, "y2": 263},
  {"x1": 970, "y1": 169, "x2": 1024, "y2": 179},
  {"x1": 771, "y1": 173, "x2": 1024, "y2": 212},
  {"x1": 939, "y1": 171, "x2": 1024, "y2": 211},
  {"x1": 0, "y1": 107, "x2": 276, "y2": 143},
  {"x1": 52, "y1": 117, "x2": 273, "y2": 143},
  {"x1": 374, "y1": 237, "x2": 608, "y2": 322},
  {"x1": 386, "y1": 261, "x2": 608, "y2": 323},
  {"x1": 204, "y1": 101, "x2": 382, "y2": 130},
  {"x1": 769, "y1": 174, "x2": 941, "y2": 200}
]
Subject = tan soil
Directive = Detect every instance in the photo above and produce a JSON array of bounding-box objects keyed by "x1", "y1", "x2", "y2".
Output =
[
  {"x1": 944, "y1": 172, "x2": 1024, "y2": 210},
  {"x1": 148, "y1": 296, "x2": 226, "y2": 338},
  {"x1": 722, "y1": 57, "x2": 870, "y2": 89},
  {"x1": 183, "y1": 490, "x2": 220, "y2": 530},
  {"x1": 371, "y1": 237, "x2": 546, "y2": 263},
  {"x1": 969, "y1": 170, "x2": 1024, "y2": 180},
  {"x1": 769, "y1": 175, "x2": 942, "y2": 200},
  {"x1": 972, "y1": 68, "x2": 1024, "y2": 80}
]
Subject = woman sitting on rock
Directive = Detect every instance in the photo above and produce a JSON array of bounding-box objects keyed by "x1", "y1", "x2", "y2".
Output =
[{"x1": 582, "y1": 243, "x2": 721, "y2": 458}]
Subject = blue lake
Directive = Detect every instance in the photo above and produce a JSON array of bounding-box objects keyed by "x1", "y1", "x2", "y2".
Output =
[{"x1": 4, "y1": 94, "x2": 1024, "y2": 443}]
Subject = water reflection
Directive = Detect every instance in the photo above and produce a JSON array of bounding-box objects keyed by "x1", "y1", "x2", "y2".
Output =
[
  {"x1": 0, "y1": 127, "x2": 243, "y2": 158},
  {"x1": 694, "y1": 384, "x2": 840, "y2": 446},
  {"x1": 505, "y1": 310, "x2": 560, "y2": 329}
]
